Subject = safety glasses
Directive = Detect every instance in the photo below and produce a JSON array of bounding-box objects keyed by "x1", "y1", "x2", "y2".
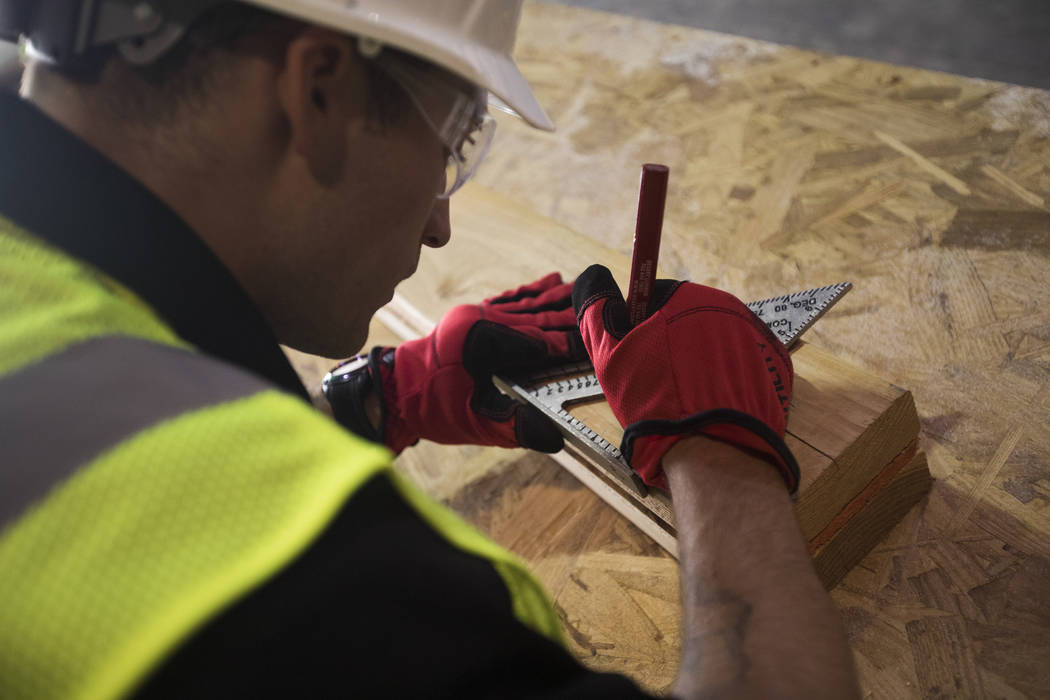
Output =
[{"x1": 368, "y1": 49, "x2": 496, "y2": 199}]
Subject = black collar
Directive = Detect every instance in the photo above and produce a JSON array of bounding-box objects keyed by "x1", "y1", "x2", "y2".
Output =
[{"x1": 0, "y1": 91, "x2": 310, "y2": 401}]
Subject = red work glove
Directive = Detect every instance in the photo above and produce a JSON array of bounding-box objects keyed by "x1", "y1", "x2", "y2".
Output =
[
  {"x1": 325, "y1": 273, "x2": 586, "y2": 453},
  {"x1": 572, "y1": 264, "x2": 799, "y2": 494}
]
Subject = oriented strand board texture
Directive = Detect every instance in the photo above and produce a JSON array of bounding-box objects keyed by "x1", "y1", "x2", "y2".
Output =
[
  {"x1": 471, "y1": 3, "x2": 1050, "y2": 697},
  {"x1": 291, "y1": 3, "x2": 1050, "y2": 696}
]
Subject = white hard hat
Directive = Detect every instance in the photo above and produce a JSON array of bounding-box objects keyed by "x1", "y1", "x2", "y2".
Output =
[{"x1": 245, "y1": 0, "x2": 554, "y2": 131}]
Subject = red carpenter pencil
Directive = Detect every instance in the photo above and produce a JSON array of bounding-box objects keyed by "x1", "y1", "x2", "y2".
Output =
[{"x1": 626, "y1": 164, "x2": 669, "y2": 326}]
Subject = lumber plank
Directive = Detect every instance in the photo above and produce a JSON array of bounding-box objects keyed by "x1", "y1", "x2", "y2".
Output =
[
  {"x1": 811, "y1": 448, "x2": 931, "y2": 588},
  {"x1": 789, "y1": 343, "x2": 922, "y2": 538},
  {"x1": 391, "y1": 186, "x2": 631, "y2": 328}
]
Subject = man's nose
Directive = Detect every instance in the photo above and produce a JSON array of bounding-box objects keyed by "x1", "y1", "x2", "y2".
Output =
[{"x1": 423, "y1": 198, "x2": 451, "y2": 248}]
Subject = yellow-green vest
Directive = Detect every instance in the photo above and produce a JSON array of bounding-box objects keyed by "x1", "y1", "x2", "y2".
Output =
[{"x1": 0, "y1": 218, "x2": 563, "y2": 700}]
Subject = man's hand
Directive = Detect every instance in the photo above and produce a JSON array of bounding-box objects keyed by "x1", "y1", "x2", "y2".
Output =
[
  {"x1": 326, "y1": 272, "x2": 586, "y2": 453},
  {"x1": 572, "y1": 264, "x2": 799, "y2": 492}
]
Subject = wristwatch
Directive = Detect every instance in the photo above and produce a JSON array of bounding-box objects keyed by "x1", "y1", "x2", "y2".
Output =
[{"x1": 321, "y1": 348, "x2": 388, "y2": 444}]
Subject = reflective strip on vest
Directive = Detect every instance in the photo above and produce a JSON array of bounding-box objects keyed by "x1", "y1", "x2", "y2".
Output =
[
  {"x1": 0, "y1": 335, "x2": 393, "y2": 700},
  {"x1": 0, "y1": 336, "x2": 273, "y2": 531}
]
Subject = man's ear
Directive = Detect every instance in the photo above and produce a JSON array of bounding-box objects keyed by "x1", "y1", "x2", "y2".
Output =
[{"x1": 276, "y1": 28, "x2": 364, "y2": 186}]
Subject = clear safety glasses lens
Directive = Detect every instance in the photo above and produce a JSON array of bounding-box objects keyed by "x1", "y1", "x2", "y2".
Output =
[
  {"x1": 440, "y1": 108, "x2": 496, "y2": 199},
  {"x1": 373, "y1": 55, "x2": 496, "y2": 199}
]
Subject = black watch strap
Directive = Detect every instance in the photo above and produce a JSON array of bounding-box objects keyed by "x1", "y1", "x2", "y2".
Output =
[{"x1": 322, "y1": 348, "x2": 386, "y2": 445}]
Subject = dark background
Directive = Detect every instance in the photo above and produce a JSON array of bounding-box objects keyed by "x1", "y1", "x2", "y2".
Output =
[
  {"x1": 554, "y1": 0, "x2": 1050, "y2": 90},
  {"x1": 3, "y1": 2, "x2": 1048, "y2": 91}
]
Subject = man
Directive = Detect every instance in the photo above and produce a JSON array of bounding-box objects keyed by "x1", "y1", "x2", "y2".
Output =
[{"x1": 0, "y1": 1, "x2": 859, "y2": 697}]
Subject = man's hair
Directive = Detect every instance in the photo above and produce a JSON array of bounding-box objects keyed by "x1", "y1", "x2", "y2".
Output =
[{"x1": 37, "y1": 1, "x2": 408, "y2": 125}]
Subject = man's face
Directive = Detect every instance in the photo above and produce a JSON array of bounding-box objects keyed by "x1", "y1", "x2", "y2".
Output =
[
  {"x1": 312, "y1": 112, "x2": 450, "y2": 354},
  {"x1": 256, "y1": 51, "x2": 457, "y2": 358}
]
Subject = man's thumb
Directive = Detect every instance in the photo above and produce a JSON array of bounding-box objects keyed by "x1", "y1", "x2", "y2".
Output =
[
  {"x1": 513, "y1": 403, "x2": 564, "y2": 453},
  {"x1": 572, "y1": 264, "x2": 630, "y2": 339}
]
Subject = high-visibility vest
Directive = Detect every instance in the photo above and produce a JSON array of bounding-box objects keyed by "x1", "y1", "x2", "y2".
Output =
[{"x1": 0, "y1": 219, "x2": 563, "y2": 700}]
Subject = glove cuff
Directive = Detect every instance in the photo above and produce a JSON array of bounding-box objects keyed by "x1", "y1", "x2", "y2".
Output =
[
  {"x1": 622, "y1": 408, "x2": 801, "y2": 496},
  {"x1": 369, "y1": 346, "x2": 420, "y2": 455}
]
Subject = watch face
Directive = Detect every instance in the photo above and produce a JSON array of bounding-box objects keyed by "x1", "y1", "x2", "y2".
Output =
[{"x1": 322, "y1": 355, "x2": 370, "y2": 393}]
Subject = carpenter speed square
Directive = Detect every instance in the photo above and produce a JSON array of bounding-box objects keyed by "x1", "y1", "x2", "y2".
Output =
[{"x1": 494, "y1": 281, "x2": 852, "y2": 509}]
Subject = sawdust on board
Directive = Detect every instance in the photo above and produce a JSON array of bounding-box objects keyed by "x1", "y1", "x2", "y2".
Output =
[
  {"x1": 982, "y1": 85, "x2": 1050, "y2": 139},
  {"x1": 660, "y1": 34, "x2": 782, "y2": 87}
]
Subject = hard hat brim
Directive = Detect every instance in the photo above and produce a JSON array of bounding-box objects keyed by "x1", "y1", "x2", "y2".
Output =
[
  {"x1": 461, "y1": 43, "x2": 555, "y2": 132},
  {"x1": 361, "y1": 23, "x2": 556, "y2": 132}
]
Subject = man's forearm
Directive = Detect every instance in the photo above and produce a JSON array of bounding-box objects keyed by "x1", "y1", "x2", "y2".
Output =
[{"x1": 664, "y1": 437, "x2": 859, "y2": 700}]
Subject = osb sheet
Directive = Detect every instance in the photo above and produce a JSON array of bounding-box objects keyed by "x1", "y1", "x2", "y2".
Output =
[
  {"x1": 296, "y1": 2, "x2": 1050, "y2": 696},
  {"x1": 476, "y1": 3, "x2": 1050, "y2": 696}
]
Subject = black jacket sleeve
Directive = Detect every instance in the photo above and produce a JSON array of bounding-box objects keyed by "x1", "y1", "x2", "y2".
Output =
[{"x1": 135, "y1": 472, "x2": 657, "y2": 699}]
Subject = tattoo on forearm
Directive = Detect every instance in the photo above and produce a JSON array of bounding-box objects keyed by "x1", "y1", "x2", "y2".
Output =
[{"x1": 680, "y1": 585, "x2": 754, "y2": 698}]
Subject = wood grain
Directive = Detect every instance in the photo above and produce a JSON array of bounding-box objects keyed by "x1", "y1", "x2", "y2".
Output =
[
  {"x1": 906, "y1": 616, "x2": 984, "y2": 698},
  {"x1": 812, "y1": 449, "x2": 932, "y2": 588}
]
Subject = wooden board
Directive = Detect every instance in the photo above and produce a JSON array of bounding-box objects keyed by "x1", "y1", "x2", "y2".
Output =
[{"x1": 811, "y1": 449, "x2": 932, "y2": 588}]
